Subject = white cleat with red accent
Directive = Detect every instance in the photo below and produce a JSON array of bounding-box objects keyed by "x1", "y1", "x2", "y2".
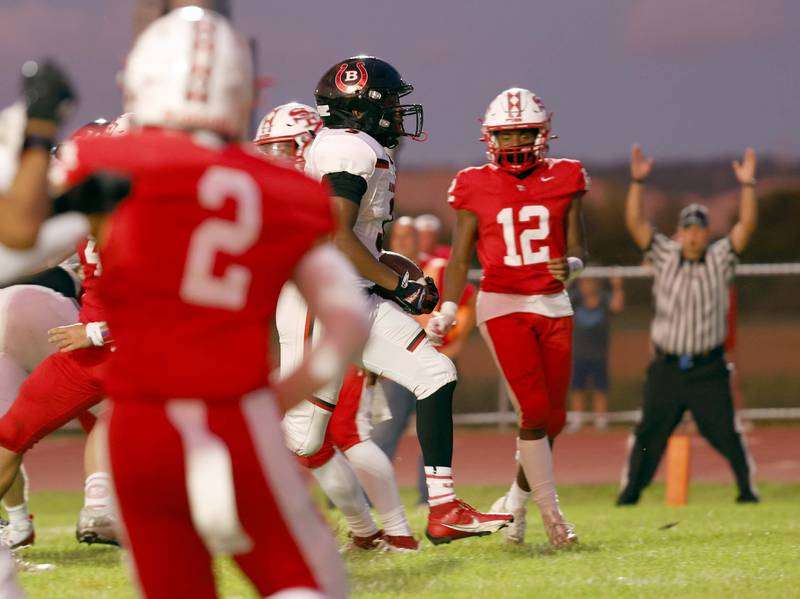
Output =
[{"x1": 426, "y1": 498, "x2": 513, "y2": 545}]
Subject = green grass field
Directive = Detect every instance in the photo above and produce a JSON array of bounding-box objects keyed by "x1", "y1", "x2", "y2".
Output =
[{"x1": 15, "y1": 483, "x2": 800, "y2": 598}]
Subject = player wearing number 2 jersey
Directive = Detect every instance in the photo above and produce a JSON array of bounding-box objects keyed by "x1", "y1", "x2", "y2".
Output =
[
  {"x1": 428, "y1": 87, "x2": 588, "y2": 548},
  {"x1": 59, "y1": 9, "x2": 368, "y2": 599}
]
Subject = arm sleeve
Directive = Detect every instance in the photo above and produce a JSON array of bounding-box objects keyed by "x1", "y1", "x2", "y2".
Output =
[{"x1": 323, "y1": 172, "x2": 367, "y2": 205}]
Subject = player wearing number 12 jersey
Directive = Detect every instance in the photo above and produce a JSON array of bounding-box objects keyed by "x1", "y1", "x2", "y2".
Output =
[
  {"x1": 428, "y1": 87, "x2": 589, "y2": 547},
  {"x1": 62, "y1": 9, "x2": 369, "y2": 599}
]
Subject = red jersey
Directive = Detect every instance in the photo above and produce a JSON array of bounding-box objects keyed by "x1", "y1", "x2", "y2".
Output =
[
  {"x1": 76, "y1": 237, "x2": 104, "y2": 324},
  {"x1": 447, "y1": 159, "x2": 588, "y2": 295},
  {"x1": 64, "y1": 129, "x2": 334, "y2": 401}
]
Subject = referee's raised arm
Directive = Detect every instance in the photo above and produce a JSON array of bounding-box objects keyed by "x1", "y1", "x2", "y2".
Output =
[
  {"x1": 729, "y1": 148, "x2": 758, "y2": 254},
  {"x1": 624, "y1": 143, "x2": 655, "y2": 250}
]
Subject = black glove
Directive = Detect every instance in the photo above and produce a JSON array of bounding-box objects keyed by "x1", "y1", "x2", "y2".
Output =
[
  {"x1": 21, "y1": 60, "x2": 76, "y2": 124},
  {"x1": 376, "y1": 275, "x2": 439, "y2": 316}
]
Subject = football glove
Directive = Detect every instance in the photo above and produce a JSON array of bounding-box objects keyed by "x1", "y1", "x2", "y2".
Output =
[
  {"x1": 21, "y1": 60, "x2": 76, "y2": 124},
  {"x1": 376, "y1": 274, "x2": 439, "y2": 316},
  {"x1": 425, "y1": 301, "x2": 458, "y2": 345}
]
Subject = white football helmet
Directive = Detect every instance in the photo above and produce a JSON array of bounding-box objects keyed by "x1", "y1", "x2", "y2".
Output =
[
  {"x1": 482, "y1": 87, "x2": 551, "y2": 173},
  {"x1": 123, "y1": 7, "x2": 253, "y2": 139},
  {"x1": 253, "y1": 102, "x2": 322, "y2": 169},
  {"x1": 105, "y1": 112, "x2": 134, "y2": 137}
]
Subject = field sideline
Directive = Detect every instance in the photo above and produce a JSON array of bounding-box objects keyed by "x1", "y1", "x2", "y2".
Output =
[{"x1": 14, "y1": 483, "x2": 800, "y2": 598}]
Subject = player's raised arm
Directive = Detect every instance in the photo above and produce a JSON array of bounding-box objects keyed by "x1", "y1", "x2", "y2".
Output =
[
  {"x1": 729, "y1": 147, "x2": 758, "y2": 254},
  {"x1": 275, "y1": 241, "x2": 370, "y2": 411},
  {"x1": 0, "y1": 61, "x2": 75, "y2": 250},
  {"x1": 426, "y1": 208, "x2": 477, "y2": 344},
  {"x1": 625, "y1": 143, "x2": 654, "y2": 250}
]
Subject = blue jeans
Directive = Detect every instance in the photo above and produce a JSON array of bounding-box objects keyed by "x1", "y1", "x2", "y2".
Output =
[{"x1": 370, "y1": 379, "x2": 428, "y2": 504}]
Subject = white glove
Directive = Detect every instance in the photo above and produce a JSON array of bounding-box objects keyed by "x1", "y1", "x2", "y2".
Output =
[{"x1": 425, "y1": 301, "x2": 458, "y2": 346}]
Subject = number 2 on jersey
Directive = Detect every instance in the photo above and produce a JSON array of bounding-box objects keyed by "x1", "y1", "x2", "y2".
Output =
[
  {"x1": 497, "y1": 205, "x2": 550, "y2": 266},
  {"x1": 180, "y1": 166, "x2": 262, "y2": 310}
]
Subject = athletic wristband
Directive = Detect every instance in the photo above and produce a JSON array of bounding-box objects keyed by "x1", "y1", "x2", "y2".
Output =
[
  {"x1": 85, "y1": 321, "x2": 109, "y2": 347},
  {"x1": 21, "y1": 135, "x2": 54, "y2": 153},
  {"x1": 567, "y1": 257, "x2": 585, "y2": 281},
  {"x1": 439, "y1": 301, "x2": 458, "y2": 318},
  {"x1": 740, "y1": 179, "x2": 756, "y2": 187},
  {"x1": 630, "y1": 178, "x2": 645, "y2": 184}
]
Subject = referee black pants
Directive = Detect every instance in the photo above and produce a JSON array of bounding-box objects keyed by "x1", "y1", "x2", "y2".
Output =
[{"x1": 617, "y1": 353, "x2": 757, "y2": 503}]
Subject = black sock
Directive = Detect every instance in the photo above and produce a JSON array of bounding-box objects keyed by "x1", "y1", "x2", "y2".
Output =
[{"x1": 416, "y1": 381, "x2": 455, "y2": 468}]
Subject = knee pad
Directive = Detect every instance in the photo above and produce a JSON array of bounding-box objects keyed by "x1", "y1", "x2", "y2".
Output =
[{"x1": 282, "y1": 400, "x2": 332, "y2": 457}]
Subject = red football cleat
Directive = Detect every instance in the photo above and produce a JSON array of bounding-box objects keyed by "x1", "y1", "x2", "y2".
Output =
[
  {"x1": 426, "y1": 499, "x2": 513, "y2": 545},
  {"x1": 383, "y1": 534, "x2": 420, "y2": 553},
  {"x1": 342, "y1": 530, "x2": 386, "y2": 553}
]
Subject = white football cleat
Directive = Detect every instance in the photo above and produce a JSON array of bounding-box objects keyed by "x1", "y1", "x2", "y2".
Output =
[
  {"x1": 76, "y1": 507, "x2": 119, "y2": 546},
  {"x1": 0, "y1": 517, "x2": 34, "y2": 550},
  {"x1": 490, "y1": 494, "x2": 527, "y2": 545},
  {"x1": 541, "y1": 511, "x2": 578, "y2": 548}
]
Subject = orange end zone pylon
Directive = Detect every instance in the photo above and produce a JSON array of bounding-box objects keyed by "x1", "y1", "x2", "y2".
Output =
[{"x1": 665, "y1": 434, "x2": 691, "y2": 506}]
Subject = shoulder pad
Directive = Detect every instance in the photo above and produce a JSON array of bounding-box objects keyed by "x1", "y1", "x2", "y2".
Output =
[{"x1": 309, "y1": 129, "x2": 380, "y2": 179}]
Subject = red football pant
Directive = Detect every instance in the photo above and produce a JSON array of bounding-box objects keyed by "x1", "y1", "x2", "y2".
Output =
[
  {"x1": 0, "y1": 348, "x2": 106, "y2": 453},
  {"x1": 299, "y1": 366, "x2": 365, "y2": 470},
  {"x1": 480, "y1": 313, "x2": 572, "y2": 437},
  {"x1": 107, "y1": 392, "x2": 347, "y2": 599}
]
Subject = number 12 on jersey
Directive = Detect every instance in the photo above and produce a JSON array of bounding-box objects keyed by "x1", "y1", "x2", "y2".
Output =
[{"x1": 497, "y1": 205, "x2": 550, "y2": 266}]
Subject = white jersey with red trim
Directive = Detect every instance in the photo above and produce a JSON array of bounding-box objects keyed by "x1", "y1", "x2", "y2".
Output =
[{"x1": 304, "y1": 127, "x2": 395, "y2": 287}]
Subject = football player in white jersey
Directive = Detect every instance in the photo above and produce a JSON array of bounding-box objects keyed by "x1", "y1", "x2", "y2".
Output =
[
  {"x1": 279, "y1": 57, "x2": 513, "y2": 544},
  {"x1": 257, "y1": 102, "x2": 418, "y2": 551}
]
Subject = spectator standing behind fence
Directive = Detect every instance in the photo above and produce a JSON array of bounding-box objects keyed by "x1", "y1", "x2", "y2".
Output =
[
  {"x1": 372, "y1": 217, "x2": 476, "y2": 505},
  {"x1": 617, "y1": 143, "x2": 760, "y2": 505},
  {"x1": 566, "y1": 275, "x2": 624, "y2": 431}
]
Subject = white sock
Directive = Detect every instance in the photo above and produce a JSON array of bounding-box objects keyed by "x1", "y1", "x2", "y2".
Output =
[
  {"x1": 312, "y1": 452, "x2": 377, "y2": 537},
  {"x1": 505, "y1": 480, "x2": 531, "y2": 513},
  {"x1": 344, "y1": 441, "x2": 411, "y2": 536},
  {"x1": 425, "y1": 466, "x2": 455, "y2": 507},
  {"x1": 3, "y1": 503, "x2": 28, "y2": 527},
  {"x1": 517, "y1": 437, "x2": 560, "y2": 515},
  {"x1": 84, "y1": 472, "x2": 112, "y2": 511}
]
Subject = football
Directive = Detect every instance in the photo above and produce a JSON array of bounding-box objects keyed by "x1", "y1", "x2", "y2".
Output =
[{"x1": 379, "y1": 251, "x2": 425, "y2": 283}]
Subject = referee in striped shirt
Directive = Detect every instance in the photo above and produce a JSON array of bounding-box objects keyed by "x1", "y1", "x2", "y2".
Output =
[{"x1": 617, "y1": 144, "x2": 760, "y2": 505}]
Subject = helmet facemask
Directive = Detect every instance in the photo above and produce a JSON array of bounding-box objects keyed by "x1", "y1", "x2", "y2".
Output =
[{"x1": 484, "y1": 125, "x2": 550, "y2": 174}]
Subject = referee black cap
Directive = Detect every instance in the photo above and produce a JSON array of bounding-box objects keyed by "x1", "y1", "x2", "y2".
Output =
[{"x1": 679, "y1": 203, "x2": 709, "y2": 228}]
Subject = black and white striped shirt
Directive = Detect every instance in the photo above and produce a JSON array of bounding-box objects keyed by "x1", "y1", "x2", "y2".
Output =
[{"x1": 648, "y1": 233, "x2": 737, "y2": 354}]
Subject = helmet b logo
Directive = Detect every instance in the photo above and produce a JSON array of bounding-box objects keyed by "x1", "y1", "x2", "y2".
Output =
[{"x1": 335, "y1": 61, "x2": 369, "y2": 94}]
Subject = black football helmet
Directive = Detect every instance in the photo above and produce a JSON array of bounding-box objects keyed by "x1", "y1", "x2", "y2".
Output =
[{"x1": 314, "y1": 55, "x2": 424, "y2": 148}]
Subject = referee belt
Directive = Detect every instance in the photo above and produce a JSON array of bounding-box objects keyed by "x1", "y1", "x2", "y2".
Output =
[{"x1": 655, "y1": 345, "x2": 724, "y2": 370}]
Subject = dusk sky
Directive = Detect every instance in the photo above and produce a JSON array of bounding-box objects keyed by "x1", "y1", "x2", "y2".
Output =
[{"x1": 0, "y1": 0, "x2": 798, "y2": 168}]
